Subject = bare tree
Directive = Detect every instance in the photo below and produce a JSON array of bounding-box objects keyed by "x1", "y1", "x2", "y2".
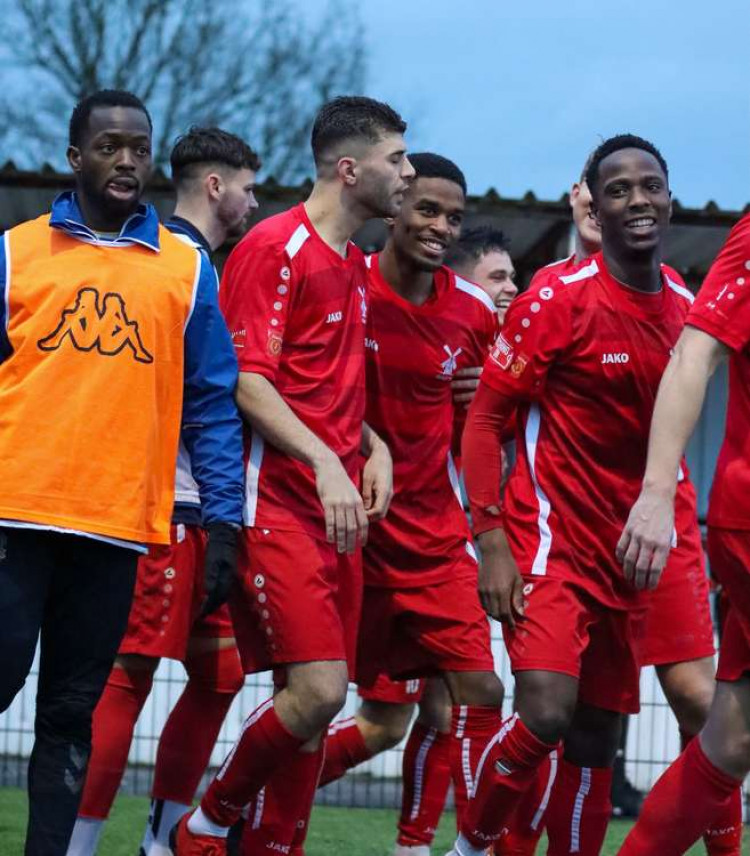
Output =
[{"x1": 0, "y1": 0, "x2": 366, "y2": 181}]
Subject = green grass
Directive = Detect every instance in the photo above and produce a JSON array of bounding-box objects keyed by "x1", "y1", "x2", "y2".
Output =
[{"x1": 0, "y1": 788, "x2": 737, "y2": 854}]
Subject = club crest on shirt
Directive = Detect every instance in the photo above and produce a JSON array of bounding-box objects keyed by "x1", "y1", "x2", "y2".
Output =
[
  {"x1": 267, "y1": 330, "x2": 282, "y2": 357},
  {"x1": 490, "y1": 334, "x2": 514, "y2": 370},
  {"x1": 38, "y1": 287, "x2": 153, "y2": 363},
  {"x1": 437, "y1": 344, "x2": 463, "y2": 379},
  {"x1": 510, "y1": 355, "x2": 528, "y2": 377}
]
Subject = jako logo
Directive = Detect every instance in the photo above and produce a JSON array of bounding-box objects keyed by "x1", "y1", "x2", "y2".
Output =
[
  {"x1": 601, "y1": 352, "x2": 630, "y2": 365},
  {"x1": 38, "y1": 287, "x2": 153, "y2": 363},
  {"x1": 326, "y1": 310, "x2": 343, "y2": 324}
]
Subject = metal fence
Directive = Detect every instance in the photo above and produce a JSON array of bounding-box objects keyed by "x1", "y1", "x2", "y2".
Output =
[{"x1": 0, "y1": 619, "x2": 731, "y2": 814}]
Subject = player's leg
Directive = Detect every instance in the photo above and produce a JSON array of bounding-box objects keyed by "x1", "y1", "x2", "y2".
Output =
[
  {"x1": 619, "y1": 527, "x2": 750, "y2": 855},
  {"x1": 320, "y1": 695, "x2": 416, "y2": 787},
  {"x1": 67, "y1": 654, "x2": 158, "y2": 856},
  {"x1": 396, "y1": 678, "x2": 453, "y2": 856},
  {"x1": 27, "y1": 535, "x2": 137, "y2": 856},
  {"x1": 176, "y1": 530, "x2": 357, "y2": 852},
  {"x1": 542, "y1": 594, "x2": 646, "y2": 856},
  {"x1": 450, "y1": 575, "x2": 591, "y2": 856},
  {"x1": 140, "y1": 635, "x2": 243, "y2": 856},
  {"x1": 543, "y1": 702, "x2": 622, "y2": 856}
]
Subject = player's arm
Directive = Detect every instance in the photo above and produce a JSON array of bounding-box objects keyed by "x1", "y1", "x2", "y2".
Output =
[
  {"x1": 617, "y1": 327, "x2": 727, "y2": 589},
  {"x1": 360, "y1": 422, "x2": 393, "y2": 521},
  {"x1": 236, "y1": 372, "x2": 367, "y2": 552},
  {"x1": 182, "y1": 253, "x2": 245, "y2": 615},
  {"x1": 464, "y1": 290, "x2": 567, "y2": 627},
  {"x1": 463, "y1": 382, "x2": 524, "y2": 627}
]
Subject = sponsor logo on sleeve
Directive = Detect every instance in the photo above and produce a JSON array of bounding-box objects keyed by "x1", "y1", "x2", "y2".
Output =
[{"x1": 490, "y1": 333, "x2": 514, "y2": 370}]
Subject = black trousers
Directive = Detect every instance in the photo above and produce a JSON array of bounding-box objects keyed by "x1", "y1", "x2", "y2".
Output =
[{"x1": 0, "y1": 526, "x2": 137, "y2": 856}]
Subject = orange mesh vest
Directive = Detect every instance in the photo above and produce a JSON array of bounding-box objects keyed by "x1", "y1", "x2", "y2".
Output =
[{"x1": 0, "y1": 215, "x2": 200, "y2": 544}]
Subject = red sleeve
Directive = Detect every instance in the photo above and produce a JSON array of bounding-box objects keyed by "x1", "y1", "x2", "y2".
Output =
[
  {"x1": 219, "y1": 238, "x2": 294, "y2": 381},
  {"x1": 462, "y1": 383, "x2": 516, "y2": 536},
  {"x1": 688, "y1": 215, "x2": 750, "y2": 352},
  {"x1": 482, "y1": 283, "x2": 573, "y2": 399}
]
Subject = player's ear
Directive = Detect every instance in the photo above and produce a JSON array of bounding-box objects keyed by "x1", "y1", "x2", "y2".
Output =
[
  {"x1": 205, "y1": 172, "x2": 223, "y2": 201},
  {"x1": 384, "y1": 216, "x2": 395, "y2": 229},
  {"x1": 67, "y1": 145, "x2": 82, "y2": 174},
  {"x1": 337, "y1": 156, "x2": 357, "y2": 186},
  {"x1": 569, "y1": 182, "x2": 581, "y2": 211}
]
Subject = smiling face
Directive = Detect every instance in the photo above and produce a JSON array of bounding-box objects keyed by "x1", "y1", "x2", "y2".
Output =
[
  {"x1": 470, "y1": 249, "x2": 518, "y2": 322},
  {"x1": 592, "y1": 147, "x2": 671, "y2": 257},
  {"x1": 67, "y1": 105, "x2": 153, "y2": 228},
  {"x1": 390, "y1": 176, "x2": 466, "y2": 272}
]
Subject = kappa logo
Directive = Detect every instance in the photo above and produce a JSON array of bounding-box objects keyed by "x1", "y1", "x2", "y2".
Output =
[
  {"x1": 438, "y1": 345, "x2": 463, "y2": 379},
  {"x1": 38, "y1": 287, "x2": 153, "y2": 363},
  {"x1": 601, "y1": 352, "x2": 630, "y2": 365}
]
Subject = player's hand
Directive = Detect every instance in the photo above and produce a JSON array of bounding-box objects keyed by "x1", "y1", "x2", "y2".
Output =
[
  {"x1": 362, "y1": 437, "x2": 393, "y2": 521},
  {"x1": 315, "y1": 451, "x2": 368, "y2": 553},
  {"x1": 451, "y1": 366, "x2": 483, "y2": 408},
  {"x1": 200, "y1": 522, "x2": 239, "y2": 617},
  {"x1": 477, "y1": 528, "x2": 526, "y2": 628},
  {"x1": 616, "y1": 486, "x2": 675, "y2": 591}
]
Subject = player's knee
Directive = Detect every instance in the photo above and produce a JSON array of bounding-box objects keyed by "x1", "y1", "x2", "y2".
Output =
[
  {"x1": 564, "y1": 705, "x2": 622, "y2": 767},
  {"x1": 358, "y1": 702, "x2": 413, "y2": 751},
  {"x1": 515, "y1": 672, "x2": 577, "y2": 744},
  {"x1": 35, "y1": 688, "x2": 97, "y2": 746},
  {"x1": 290, "y1": 668, "x2": 349, "y2": 727},
  {"x1": 184, "y1": 645, "x2": 245, "y2": 696},
  {"x1": 448, "y1": 670, "x2": 504, "y2": 708}
]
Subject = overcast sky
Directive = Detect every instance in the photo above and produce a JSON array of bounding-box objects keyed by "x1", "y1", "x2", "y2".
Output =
[{"x1": 345, "y1": 0, "x2": 749, "y2": 209}]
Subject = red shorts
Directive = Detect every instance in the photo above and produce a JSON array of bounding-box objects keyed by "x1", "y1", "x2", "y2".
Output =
[
  {"x1": 504, "y1": 575, "x2": 647, "y2": 714},
  {"x1": 229, "y1": 527, "x2": 362, "y2": 676},
  {"x1": 355, "y1": 559, "x2": 494, "y2": 689},
  {"x1": 707, "y1": 527, "x2": 750, "y2": 682},
  {"x1": 358, "y1": 673, "x2": 425, "y2": 704},
  {"x1": 120, "y1": 524, "x2": 235, "y2": 661},
  {"x1": 641, "y1": 495, "x2": 715, "y2": 665}
]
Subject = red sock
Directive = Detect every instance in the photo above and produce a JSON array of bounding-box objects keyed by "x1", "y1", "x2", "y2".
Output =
[
  {"x1": 680, "y1": 731, "x2": 743, "y2": 855},
  {"x1": 544, "y1": 759, "x2": 612, "y2": 855},
  {"x1": 460, "y1": 713, "x2": 557, "y2": 850},
  {"x1": 318, "y1": 717, "x2": 373, "y2": 786},
  {"x1": 201, "y1": 699, "x2": 306, "y2": 827},
  {"x1": 151, "y1": 647, "x2": 243, "y2": 805},
  {"x1": 239, "y1": 741, "x2": 325, "y2": 854},
  {"x1": 620, "y1": 737, "x2": 741, "y2": 855},
  {"x1": 397, "y1": 722, "x2": 452, "y2": 846},
  {"x1": 450, "y1": 705, "x2": 504, "y2": 829},
  {"x1": 77, "y1": 666, "x2": 153, "y2": 819},
  {"x1": 493, "y1": 750, "x2": 558, "y2": 856}
]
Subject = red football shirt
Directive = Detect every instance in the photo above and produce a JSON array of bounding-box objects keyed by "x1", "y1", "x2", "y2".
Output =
[
  {"x1": 220, "y1": 203, "x2": 367, "y2": 538},
  {"x1": 687, "y1": 213, "x2": 750, "y2": 530},
  {"x1": 481, "y1": 251, "x2": 695, "y2": 606},
  {"x1": 363, "y1": 255, "x2": 498, "y2": 588}
]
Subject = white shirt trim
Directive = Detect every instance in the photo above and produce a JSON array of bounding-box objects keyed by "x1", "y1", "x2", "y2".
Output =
[
  {"x1": 525, "y1": 404, "x2": 553, "y2": 576},
  {"x1": 455, "y1": 275, "x2": 496, "y2": 314},
  {"x1": 559, "y1": 258, "x2": 599, "y2": 285},
  {"x1": 284, "y1": 224, "x2": 310, "y2": 259}
]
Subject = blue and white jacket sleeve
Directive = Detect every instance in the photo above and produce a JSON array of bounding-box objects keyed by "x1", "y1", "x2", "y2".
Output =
[
  {"x1": 182, "y1": 252, "x2": 244, "y2": 526},
  {"x1": 0, "y1": 234, "x2": 11, "y2": 364}
]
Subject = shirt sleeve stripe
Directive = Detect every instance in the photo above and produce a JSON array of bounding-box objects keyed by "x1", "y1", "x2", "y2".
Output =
[
  {"x1": 454, "y1": 275, "x2": 496, "y2": 314},
  {"x1": 665, "y1": 275, "x2": 695, "y2": 304},
  {"x1": 284, "y1": 224, "x2": 310, "y2": 259}
]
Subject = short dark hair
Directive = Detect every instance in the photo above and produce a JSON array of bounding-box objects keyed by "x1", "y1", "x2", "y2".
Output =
[
  {"x1": 445, "y1": 225, "x2": 509, "y2": 270},
  {"x1": 585, "y1": 134, "x2": 669, "y2": 197},
  {"x1": 311, "y1": 95, "x2": 407, "y2": 167},
  {"x1": 69, "y1": 90, "x2": 152, "y2": 148},
  {"x1": 170, "y1": 126, "x2": 261, "y2": 185},
  {"x1": 409, "y1": 152, "x2": 467, "y2": 195}
]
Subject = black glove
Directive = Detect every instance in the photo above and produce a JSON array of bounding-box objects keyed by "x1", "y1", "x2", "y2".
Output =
[{"x1": 201, "y1": 522, "x2": 239, "y2": 617}]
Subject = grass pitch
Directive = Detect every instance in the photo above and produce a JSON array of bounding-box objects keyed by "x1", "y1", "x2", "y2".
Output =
[{"x1": 0, "y1": 788, "x2": 726, "y2": 854}]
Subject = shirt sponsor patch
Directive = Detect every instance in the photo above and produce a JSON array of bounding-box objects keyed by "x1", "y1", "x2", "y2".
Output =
[
  {"x1": 490, "y1": 333, "x2": 514, "y2": 370},
  {"x1": 267, "y1": 330, "x2": 282, "y2": 356}
]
